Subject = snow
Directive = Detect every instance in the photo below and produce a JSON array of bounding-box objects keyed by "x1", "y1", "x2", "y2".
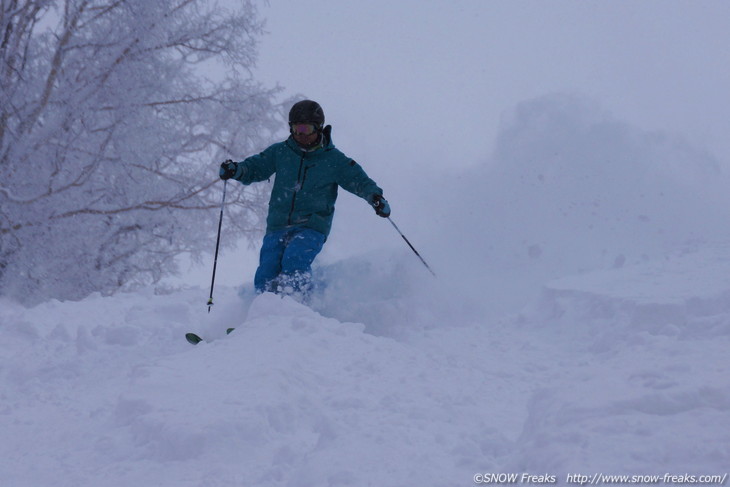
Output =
[
  {"x1": 2, "y1": 244, "x2": 729, "y2": 485},
  {"x1": 2, "y1": 95, "x2": 730, "y2": 485}
]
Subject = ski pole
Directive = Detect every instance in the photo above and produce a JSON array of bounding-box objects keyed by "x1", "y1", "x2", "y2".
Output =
[
  {"x1": 386, "y1": 217, "x2": 436, "y2": 277},
  {"x1": 207, "y1": 179, "x2": 228, "y2": 312}
]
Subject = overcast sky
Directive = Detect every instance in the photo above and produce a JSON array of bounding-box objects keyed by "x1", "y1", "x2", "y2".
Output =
[{"x1": 252, "y1": 1, "x2": 730, "y2": 171}]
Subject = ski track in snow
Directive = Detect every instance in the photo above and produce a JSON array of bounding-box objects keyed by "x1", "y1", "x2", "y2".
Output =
[{"x1": 1, "y1": 244, "x2": 729, "y2": 486}]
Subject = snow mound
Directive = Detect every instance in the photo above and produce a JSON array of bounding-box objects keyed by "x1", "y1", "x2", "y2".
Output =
[
  {"x1": 0, "y1": 291, "x2": 508, "y2": 487},
  {"x1": 505, "y1": 243, "x2": 730, "y2": 473},
  {"x1": 436, "y1": 93, "x2": 730, "y2": 310},
  {"x1": 97, "y1": 293, "x2": 510, "y2": 486},
  {"x1": 529, "y1": 242, "x2": 730, "y2": 342}
]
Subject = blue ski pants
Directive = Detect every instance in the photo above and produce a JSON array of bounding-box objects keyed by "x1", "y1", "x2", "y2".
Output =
[{"x1": 254, "y1": 227, "x2": 326, "y2": 294}]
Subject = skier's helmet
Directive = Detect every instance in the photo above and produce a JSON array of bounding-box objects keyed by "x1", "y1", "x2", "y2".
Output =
[{"x1": 289, "y1": 100, "x2": 325, "y2": 125}]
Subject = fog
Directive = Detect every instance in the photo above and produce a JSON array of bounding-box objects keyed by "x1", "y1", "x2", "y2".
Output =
[{"x1": 210, "y1": 1, "x2": 730, "y2": 306}]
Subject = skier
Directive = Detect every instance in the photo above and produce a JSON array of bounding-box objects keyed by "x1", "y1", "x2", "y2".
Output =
[{"x1": 219, "y1": 100, "x2": 390, "y2": 297}]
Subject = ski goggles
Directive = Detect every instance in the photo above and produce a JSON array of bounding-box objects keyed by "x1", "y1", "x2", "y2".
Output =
[{"x1": 289, "y1": 122, "x2": 320, "y2": 136}]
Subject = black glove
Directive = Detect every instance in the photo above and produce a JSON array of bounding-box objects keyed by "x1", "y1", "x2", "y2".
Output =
[
  {"x1": 371, "y1": 194, "x2": 391, "y2": 218},
  {"x1": 219, "y1": 160, "x2": 238, "y2": 180}
]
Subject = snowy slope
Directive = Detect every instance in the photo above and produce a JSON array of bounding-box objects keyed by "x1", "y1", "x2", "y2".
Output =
[
  {"x1": 508, "y1": 243, "x2": 730, "y2": 474},
  {"x1": 2, "y1": 244, "x2": 729, "y2": 486}
]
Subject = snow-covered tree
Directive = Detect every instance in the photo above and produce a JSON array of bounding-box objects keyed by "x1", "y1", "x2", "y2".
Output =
[{"x1": 1, "y1": 0, "x2": 283, "y2": 303}]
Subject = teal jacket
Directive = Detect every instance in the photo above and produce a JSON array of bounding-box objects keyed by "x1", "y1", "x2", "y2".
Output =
[{"x1": 232, "y1": 128, "x2": 383, "y2": 237}]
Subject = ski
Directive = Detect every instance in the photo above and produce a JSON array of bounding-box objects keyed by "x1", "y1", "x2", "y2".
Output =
[
  {"x1": 185, "y1": 332, "x2": 203, "y2": 345},
  {"x1": 185, "y1": 328, "x2": 236, "y2": 345}
]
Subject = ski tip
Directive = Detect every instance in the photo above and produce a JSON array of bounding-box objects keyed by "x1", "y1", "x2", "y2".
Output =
[
  {"x1": 226, "y1": 327, "x2": 235, "y2": 335},
  {"x1": 185, "y1": 332, "x2": 204, "y2": 345}
]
